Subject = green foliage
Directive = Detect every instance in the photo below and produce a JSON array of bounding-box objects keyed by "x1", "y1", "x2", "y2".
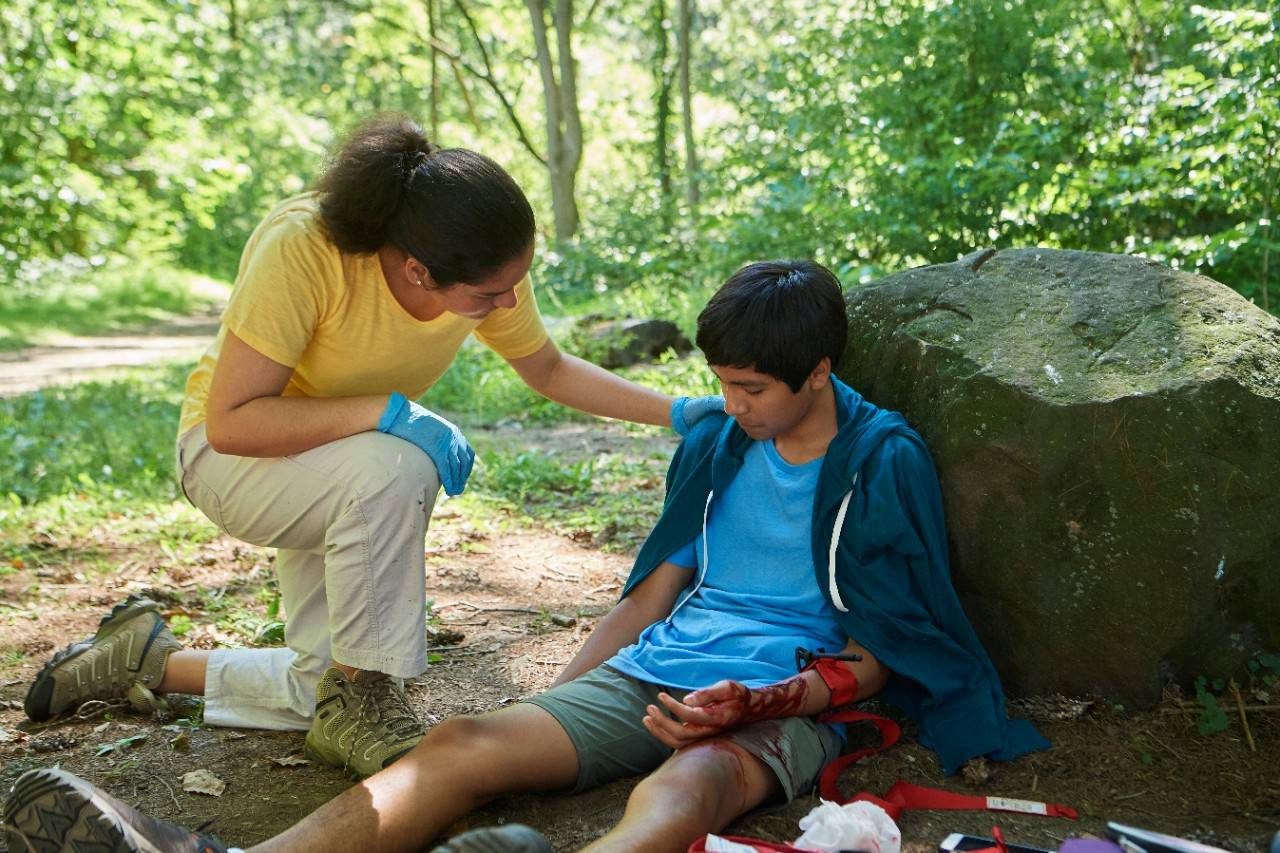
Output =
[
  {"x1": 1193, "y1": 675, "x2": 1230, "y2": 735},
  {"x1": 474, "y1": 449, "x2": 596, "y2": 504},
  {"x1": 464, "y1": 442, "x2": 669, "y2": 553},
  {"x1": 425, "y1": 346, "x2": 576, "y2": 425},
  {"x1": 4, "y1": 0, "x2": 1273, "y2": 317},
  {"x1": 0, "y1": 364, "x2": 188, "y2": 506},
  {"x1": 1248, "y1": 652, "x2": 1280, "y2": 689},
  {"x1": 0, "y1": 262, "x2": 227, "y2": 350}
]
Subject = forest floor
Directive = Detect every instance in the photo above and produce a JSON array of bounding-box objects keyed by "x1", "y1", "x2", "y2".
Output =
[{"x1": 1, "y1": 328, "x2": 1277, "y2": 853}]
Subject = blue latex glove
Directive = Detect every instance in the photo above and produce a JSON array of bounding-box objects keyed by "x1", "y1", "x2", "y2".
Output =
[
  {"x1": 378, "y1": 393, "x2": 475, "y2": 496},
  {"x1": 670, "y1": 394, "x2": 725, "y2": 437}
]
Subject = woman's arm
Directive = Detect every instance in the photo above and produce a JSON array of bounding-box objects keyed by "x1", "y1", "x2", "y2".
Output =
[
  {"x1": 552, "y1": 561, "x2": 693, "y2": 686},
  {"x1": 204, "y1": 330, "x2": 389, "y2": 457},
  {"x1": 506, "y1": 340, "x2": 675, "y2": 428}
]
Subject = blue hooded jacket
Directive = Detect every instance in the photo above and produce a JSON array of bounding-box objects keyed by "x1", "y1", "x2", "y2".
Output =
[{"x1": 621, "y1": 378, "x2": 1049, "y2": 775}]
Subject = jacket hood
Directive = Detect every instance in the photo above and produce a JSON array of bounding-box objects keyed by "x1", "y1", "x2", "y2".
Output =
[{"x1": 708, "y1": 377, "x2": 910, "y2": 512}]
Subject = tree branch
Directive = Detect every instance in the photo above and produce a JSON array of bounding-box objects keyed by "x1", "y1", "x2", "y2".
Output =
[
  {"x1": 451, "y1": 0, "x2": 547, "y2": 166},
  {"x1": 331, "y1": 0, "x2": 546, "y2": 165}
]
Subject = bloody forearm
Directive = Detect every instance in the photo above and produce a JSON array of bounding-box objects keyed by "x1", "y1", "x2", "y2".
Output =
[{"x1": 738, "y1": 670, "x2": 832, "y2": 724}]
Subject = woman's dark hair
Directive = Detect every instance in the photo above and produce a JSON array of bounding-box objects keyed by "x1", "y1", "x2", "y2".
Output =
[
  {"x1": 695, "y1": 260, "x2": 847, "y2": 392},
  {"x1": 316, "y1": 113, "x2": 535, "y2": 286}
]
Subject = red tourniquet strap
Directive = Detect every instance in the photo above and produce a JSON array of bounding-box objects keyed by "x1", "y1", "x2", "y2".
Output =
[
  {"x1": 805, "y1": 657, "x2": 861, "y2": 708},
  {"x1": 686, "y1": 836, "x2": 808, "y2": 852},
  {"x1": 815, "y1": 708, "x2": 1079, "y2": 822}
]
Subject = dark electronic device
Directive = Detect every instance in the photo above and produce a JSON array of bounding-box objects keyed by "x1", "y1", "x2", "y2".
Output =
[{"x1": 794, "y1": 646, "x2": 863, "y2": 671}]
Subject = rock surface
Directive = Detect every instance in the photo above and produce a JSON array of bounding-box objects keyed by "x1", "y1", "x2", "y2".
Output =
[
  {"x1": 570, "y1": 317, "x2": 692, "y2": 368},
  {"x1": 838, "y1": 247, "x2": 1280, "y2": 704}
]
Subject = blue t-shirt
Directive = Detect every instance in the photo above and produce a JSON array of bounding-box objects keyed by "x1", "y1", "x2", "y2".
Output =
[{"x1": 609, "y1": 439, "x2": 849, "y2": 690}]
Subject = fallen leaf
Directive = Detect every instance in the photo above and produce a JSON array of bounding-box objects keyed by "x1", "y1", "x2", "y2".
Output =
[
  {"x1": 271, "y1": 754, "x2": 309, "y2": 767},
  {"x1": 170, "y1": 731, "x2": 191, "y2": 752},
  {"x1": 93, "y1": 722, "x2": 111, "y2": 734},
  {"x1": 181, "y1": 769, "x2": 226, "y2": 796}
]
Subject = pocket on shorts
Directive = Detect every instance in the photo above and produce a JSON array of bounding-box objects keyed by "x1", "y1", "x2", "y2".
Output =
[{"x1": 180, "y1": 470, "x2": 230, "y2": 534}]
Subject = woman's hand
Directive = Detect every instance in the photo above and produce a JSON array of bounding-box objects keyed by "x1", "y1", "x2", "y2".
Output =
[
  {"x1": 670, "y1": 395, "x2": 725, "y2": 436},
  {"x1": 377, "y1": 393, "x2": 475, "y2": 496}
]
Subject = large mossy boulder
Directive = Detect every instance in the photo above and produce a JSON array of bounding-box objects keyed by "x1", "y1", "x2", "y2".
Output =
[{"x1": 839, "y1": 248, "x2": 1280, "y2": 704}]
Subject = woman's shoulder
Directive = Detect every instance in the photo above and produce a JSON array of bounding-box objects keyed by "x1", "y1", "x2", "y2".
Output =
[
  {"x1": 241, "y1": 193, "x2": 335, "y2": 257},
  {"x1": 253, "y1": 194, "x2": 331, "y2": 248},
  {"x1": 237, "y1": 194, "x2": 344, "y2": 297}
]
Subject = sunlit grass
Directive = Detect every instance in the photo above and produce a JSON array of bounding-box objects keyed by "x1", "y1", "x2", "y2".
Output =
[
  {"x1": 0, "y1": 261, "x2": 229, "y2": 350},
  {"x1": 1, "y1": 344, "x2": 714, "y2": 568}
]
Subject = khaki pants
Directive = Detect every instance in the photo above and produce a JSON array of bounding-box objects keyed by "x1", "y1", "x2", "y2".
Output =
[{"x1": 175, "y1": 424, "x2": 440, "y2": 730}]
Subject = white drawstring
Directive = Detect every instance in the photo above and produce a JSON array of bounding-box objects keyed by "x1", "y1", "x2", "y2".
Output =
[
  {"x1": 667, "y1": 489, "x2": 714, "y2": 621},
  {"x1": 827, "y1": 479, "x2": 856, "y2": 612}
]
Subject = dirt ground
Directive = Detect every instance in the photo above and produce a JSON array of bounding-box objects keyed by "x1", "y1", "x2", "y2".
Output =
[{"x1": 2, "y1": 468, "x2": 1276, "y2": 853}]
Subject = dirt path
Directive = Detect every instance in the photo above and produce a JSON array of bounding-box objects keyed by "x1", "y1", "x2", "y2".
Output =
[{"x1": 0, "y1": 311, "x2": 221, "y2": 396}]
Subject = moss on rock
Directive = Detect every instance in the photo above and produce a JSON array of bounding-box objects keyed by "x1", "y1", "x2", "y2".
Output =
[{"x1": 839, "y1": 248, "x2": 1280, "y2": 704}]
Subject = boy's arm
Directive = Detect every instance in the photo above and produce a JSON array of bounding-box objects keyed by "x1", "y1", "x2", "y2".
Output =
[
  {"x1": 642, "y1": 637, "x2": 888, "y2": 749},
  {"x1": 552, "y1": 560, "x2": 693, "y2": 687}
]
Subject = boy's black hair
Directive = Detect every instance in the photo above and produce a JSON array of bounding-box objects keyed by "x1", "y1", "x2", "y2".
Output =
[{"x1": 695, "y1": 260, "x2": 846, "y2": 392}]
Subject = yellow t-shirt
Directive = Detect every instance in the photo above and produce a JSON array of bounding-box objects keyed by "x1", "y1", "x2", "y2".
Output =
[{"x1": 178, "y1": 194, "x2": 549, "y2": 436}]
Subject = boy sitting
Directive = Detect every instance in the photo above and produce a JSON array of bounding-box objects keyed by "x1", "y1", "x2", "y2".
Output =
[{"x1": 2, "y1": 260, "x2": 1046, "y2": 853}]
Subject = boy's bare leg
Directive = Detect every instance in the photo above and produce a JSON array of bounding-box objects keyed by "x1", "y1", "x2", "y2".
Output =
[
  {"x1": 583, "y1": 740, "x2": 779, "y2": 853},
  {"x1": 248, "y1": 704, "x2": 579, "y2": 853}
]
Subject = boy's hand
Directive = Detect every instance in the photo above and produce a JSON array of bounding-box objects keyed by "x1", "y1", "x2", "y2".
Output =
[
  {"x1": 643, "y1": 680, "x2": 751, "y2": 748},
  {"x1": 642, "y1": 673, "x2": 824, "y2": 749}
]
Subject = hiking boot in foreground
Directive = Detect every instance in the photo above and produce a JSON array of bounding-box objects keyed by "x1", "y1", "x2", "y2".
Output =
[
  {"x1": 1, "y1": 767, "x2": 227, "y2": 853},
  {"x1": 304, "y1": 666, "x2": 426, "y2": 778},
  {"x1": 431, "y1": 824, "x2": 553, "y2": 853},
  {"x1": 24, "y1": 594, "x2": 181, "y2": 722}
]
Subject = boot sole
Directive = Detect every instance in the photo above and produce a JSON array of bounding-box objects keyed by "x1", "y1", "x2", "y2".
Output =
[
  {"x1": 1, "y1": 768, "x2": 167, "y2": 853},
  {"x1": 23, "y1": 595, "x2": 165, "y2": 722}
]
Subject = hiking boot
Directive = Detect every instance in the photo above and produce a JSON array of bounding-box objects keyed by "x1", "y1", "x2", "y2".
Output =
[
  {"x1": 431, "y1": 824, "x2": 553, "y2": 853},
  {"x1": 303, "y1": 667, "x2": 426, "y2": 778},
  {"x1": 24, "y1": 595, "x2": 181, "y2": 722},
  {"x1": 1, "y1": 767, "x2": 227, "y2": 853}
]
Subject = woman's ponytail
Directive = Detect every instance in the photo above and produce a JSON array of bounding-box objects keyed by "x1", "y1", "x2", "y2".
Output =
[{"x1": 317, "y1": 112, "x2": 534, "y2": 286}]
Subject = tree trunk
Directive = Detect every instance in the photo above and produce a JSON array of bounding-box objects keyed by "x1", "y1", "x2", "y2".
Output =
[
  {"x1": 653, "y1": 0, "x2": 673, "y2": 201},
  {"x1": 428, "y1": 0, "x2": 439, "y2": 139},
  {"x1": 677, "y1": 0, "x2": 699, "y2": 214},
  {"x1": 526, "y1": 0, "x2": 582, "y2": 240}
]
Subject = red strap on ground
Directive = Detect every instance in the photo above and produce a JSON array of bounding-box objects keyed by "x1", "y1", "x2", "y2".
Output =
[
  {"x1": 815, "y1": 708, "x2": 1078, "y2": 822},
  {"x1": 686, "y1": 835, "x2": 809, "y2": 852}
]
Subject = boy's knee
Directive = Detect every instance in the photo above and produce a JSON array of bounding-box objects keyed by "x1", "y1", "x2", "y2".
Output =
[
  {"x1": 632, "y1": 745, "x2": 746, "y2": 817},
  {"x1": 425, "y1": 715, "x2": 489, "y2": 750},
  {"x1": 420, "y1": 714, "x2": 528, "y2": 797}
]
